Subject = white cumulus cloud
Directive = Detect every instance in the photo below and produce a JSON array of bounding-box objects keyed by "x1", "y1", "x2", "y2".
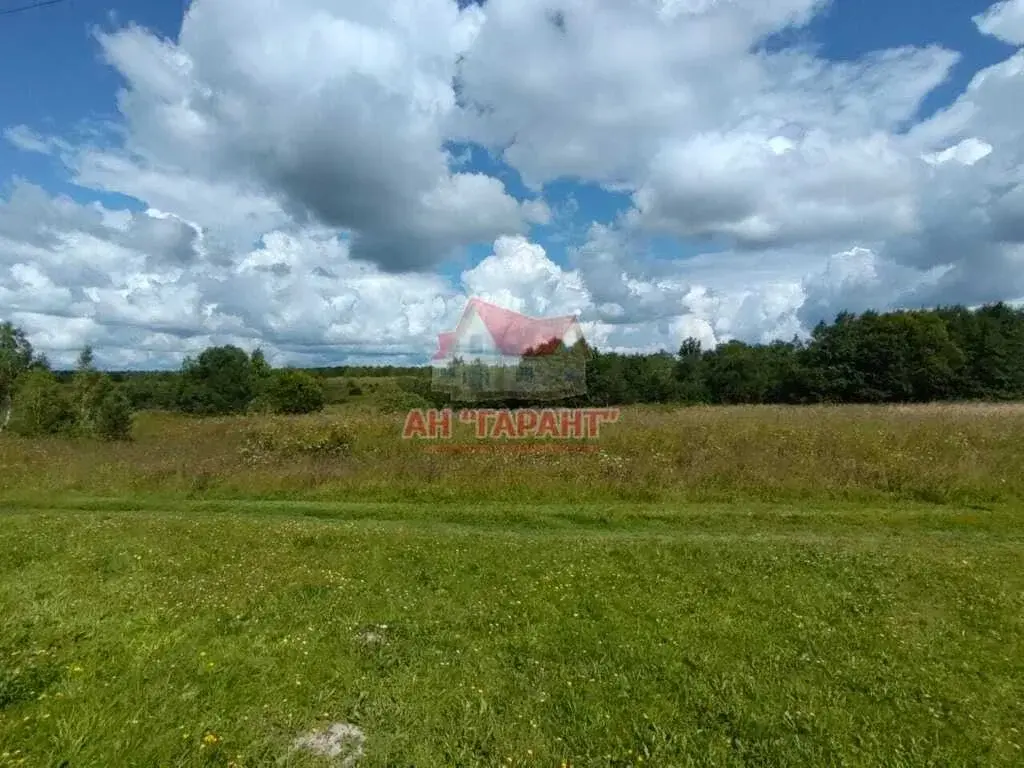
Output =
[{"x1": 3, "y1": 0, "x2": 1024, "y2": 366}]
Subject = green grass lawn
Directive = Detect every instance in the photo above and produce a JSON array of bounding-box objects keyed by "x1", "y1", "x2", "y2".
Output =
[{"x1": 2, "y1": 499, "x2": 1022, "y2": 766}]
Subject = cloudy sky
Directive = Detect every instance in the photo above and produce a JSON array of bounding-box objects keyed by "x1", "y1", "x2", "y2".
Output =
[{"x1": 1, "y1": 0, "x2": 1023, "y2": 368}]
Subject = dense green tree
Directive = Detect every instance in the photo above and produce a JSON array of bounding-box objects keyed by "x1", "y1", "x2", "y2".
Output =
[
  {"x1": 585, "y1": 353, "x2": 631, "y2": 405},
  {"x1": 251, "y1": 348, "x2": 272, "y2": 380},
  {"x1": 268, "y1": 369, "x2": 326, "y2": 414},
  {"x1": 802, "y1": 310, "x2": 966, "y2": 403},
  {"x1": 947, "y1": 303, "x2": 1024, "y2": 399},
  {"x1": 675, "y1": 338, "x2": 709, "y2": 403},
  {"x1": 123, "y1": 372, "x2": 180, "y2": 410},
  {"x1": 177, "y1": 345, "x2": 256, "y2": 415},
  {"x1": 700, "y1": 341, "x2": 783, "y2": 404}
]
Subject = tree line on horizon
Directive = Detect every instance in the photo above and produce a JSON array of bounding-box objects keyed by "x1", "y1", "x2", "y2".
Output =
[
  {"x1": 669, "y1": 302, "x2": 1024, "y2": 406},
  {"x1": 4, "y1": 302, "x2": 1024, "y2": 429},
  {"x1": 0, "y1": 329, "x2": 328, "y2": 437},
  {"x1": 391, "y1": 302, "x2": 1024, "y2": 408}
]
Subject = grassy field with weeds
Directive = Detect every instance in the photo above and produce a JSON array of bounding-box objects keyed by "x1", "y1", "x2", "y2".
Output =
[
  {"x1": 1, "y1": 403, "x2": 1023, "y2": 765},
  {"x1": 3, "y1": 402, "x2": 1024, "y2": 505}
]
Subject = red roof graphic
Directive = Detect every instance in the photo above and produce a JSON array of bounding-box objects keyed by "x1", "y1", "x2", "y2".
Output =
[
  {"x1": 432, "y1": 298, "x2": 579, "y2": 360},
  {"x1": 434, "y1": 331, "x2": 456, "y2": 360}
]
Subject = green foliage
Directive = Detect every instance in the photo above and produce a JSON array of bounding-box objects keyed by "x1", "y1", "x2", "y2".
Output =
[
  {"x1": 123, "y1": 372, "x2": 179, "y2": 410},
  {"x1": 95, "y1": 386, "x2": 134, "y2": 441},
  {"x1": 69, "y1": 346, "x2": 110, "y2": 435},
  {"x1": 250, "y1": 347, "x2": 272, "y2": 380},
  {"x1": 245, "y1": 393, "x2": 275, "y2": 415},
  {"x1": 675, "y1": 338, "x2": 708, "y2": 403},
  {"x1": 584, "y1": 351, "x2": 681, "y2": 406},
  {"x1": 3, "y1": 340, "x2": 135, "y2": 439},
  {"x1": 319, "y1": 377, "x2": 351, "y2": 405},
  {"x1": 1, "y1": 321, "x2": 36, "y2": 431},
  {"x1": 433, "y1": 341, "x2": 589, "y2": 404},
  {"x1": 396, "y1": 374, "x2": 448, "y2": 408},
  {"x1": 9, "y1": 303, "x2": 1024, "y2": 426},
  {"x1": 799, "y1": 310, "x2": 966, "y2": 403},
  {"x1": 9, "y1": 369, "x2": 74, "y2": 436},
  {"x1": 267, "y1": 369, "x2": 326, "y2": 415},
  {"x1": 303, "y1": 363, "x2": 426, "y2": 377},
  {"x1": 376, "y1": 388, "x2": 432, "y2": 414},
  {"x1": 0, "y1": 321, "x2": 34, "y2": 387},
  {"x1": 177, "y1": 345, "x2": 255, "y2": 415},
  {"x1": 938, "y1": 303, "x2": 1024, "y2": 399},
  {"x1": 695, "y1": 339, "x2": 802, "y2": 405},
  {"x1": 580, "y1": 303, "x2": 1024, "y2": 407}
]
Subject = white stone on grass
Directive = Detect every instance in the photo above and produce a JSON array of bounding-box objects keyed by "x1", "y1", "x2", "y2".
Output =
[{"x1": 293, "y1": 722, "x2": 365, "y2": 766}]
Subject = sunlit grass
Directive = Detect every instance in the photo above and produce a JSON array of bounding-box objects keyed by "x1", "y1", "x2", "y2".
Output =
[
  {"x1": 1, "y1": 500, "x2": 1022, "y2": 766},
  {"x1": 2, "y1": 403, "x2": 1023, "y2": 764},
  {"x1": 2, "y1": 402, "x2": 1023, "y2": 505}
]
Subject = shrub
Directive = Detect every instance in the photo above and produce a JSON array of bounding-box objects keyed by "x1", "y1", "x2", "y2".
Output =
[
  {"x1": 397, "y1": 375, "x2": 448, "y2": 407},
  {"x1": 246, "y1": 393, "x2": 275, "y2": 415},
  {"x1": 9, "y1": 369, "x2": 73, "y2": 436},
  {"x1": 268, "y1": 370, "x2": 326, "y2": 415},
  {"x1": 95, "y1": 386, "x2": 134, "y2": 441},
  {"x1": 321, "y1": 377, "x2": 351, "y2": 405},
  {"x1": 123, "y1": 373, "x2": 178, "y2": 410},
  {"x1": 292, "y1": 421, "x2": 351, "y2": 456},
  {"x1": 376, "y1": 389, "x2": 431, "y2": 414}
]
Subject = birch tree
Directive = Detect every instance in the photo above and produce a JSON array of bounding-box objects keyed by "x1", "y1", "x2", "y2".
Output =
[{"x1": 0, "y1": 322, "x2": 34, "y2": 433}]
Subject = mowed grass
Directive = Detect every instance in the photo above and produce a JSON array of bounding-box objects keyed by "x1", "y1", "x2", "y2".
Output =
[
  {"x1": 1, "y1": 500, "x2": 1023, "y2": 766},
  {"x1": 1, "y1": 404, "x2": 1024, "y2": 765}
]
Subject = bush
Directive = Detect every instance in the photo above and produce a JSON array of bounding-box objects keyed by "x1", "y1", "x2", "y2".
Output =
[
  {"x1": 376, "y1": 389, "x2": 431, "y2": 414},
  {"x1": 95, "y1": 386, "x2": 134, "y2": 441},
  {"x1": 123, "y1": 373, "x2": 178, "y2": 410},
  {"x1": 9, "y1": 369, "x2": 73, "y2": 436},
  {"x1": 239, "y1": 420, "x2": 351, "y2": 464},
  {"x1": 246, "y1": 393, "x2": 275, "y2": 415},
  {"x1": 397, "y1": 375, "x2": 448, "y2": 407},
  {"x1": 292, "y1": 422, "x2": 351, "y2": 457},
  {"x1": 268, "y1": 370, "x2": 326, "y2": 414},
  {"x1": 321, "y1": 377, "x2": 351, "y2": 405}
]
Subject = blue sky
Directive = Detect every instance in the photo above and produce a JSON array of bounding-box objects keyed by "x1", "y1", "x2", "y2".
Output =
[
  {"x1": 1, "y1": 0, "x2": 1023, "y2": 366},
  {"x1": 0, "y1": 0, "x2": 184, "y2": 209},
  {"x1": 801, "y1": 0, "x2": 1015, "y2": 116}
]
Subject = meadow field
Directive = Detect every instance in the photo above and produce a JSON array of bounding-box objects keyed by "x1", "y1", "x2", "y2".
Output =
[{"x1": 1, "y1": 402, "x2": 1023, "y2": 766}]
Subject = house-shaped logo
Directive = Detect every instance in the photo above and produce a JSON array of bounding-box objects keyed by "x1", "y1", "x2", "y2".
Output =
[{"x1": 430, "y1": 297, "x2": 588, "y2": 401}]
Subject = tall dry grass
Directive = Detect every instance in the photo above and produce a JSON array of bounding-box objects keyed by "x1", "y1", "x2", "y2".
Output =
[{"x1": 1, "y1": 402, "x2": 1022, "y2": 504}]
